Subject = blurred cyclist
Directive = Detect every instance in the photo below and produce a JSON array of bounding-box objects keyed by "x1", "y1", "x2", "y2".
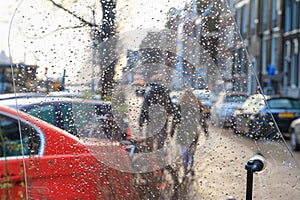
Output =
[{"x1": 139, "y1": 75, "x2": 180, "y2": 150}]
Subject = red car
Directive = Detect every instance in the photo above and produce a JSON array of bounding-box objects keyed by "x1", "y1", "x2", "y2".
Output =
[{"x1": 0, "y1": 105, "x2": 140, "y2": 199}]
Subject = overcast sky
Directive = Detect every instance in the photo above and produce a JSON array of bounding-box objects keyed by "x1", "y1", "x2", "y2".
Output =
[
  {"x1": 0, "y1": 0, "x2": 186, "y2": 83},
  {"x1": 0, "y1": 0, "x2": 18, "y2": 57}
]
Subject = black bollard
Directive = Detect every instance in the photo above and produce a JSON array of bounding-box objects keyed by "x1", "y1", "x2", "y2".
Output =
[{"x1": 245, "y1": 154, "x2": 266, "y2": 200}]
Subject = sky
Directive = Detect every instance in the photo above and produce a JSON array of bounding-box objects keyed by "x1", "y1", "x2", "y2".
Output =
[
  {"x1": 0, "y1": 0, "x2": 17, "y2": 59},
  {"x1": 0, "y1": 0, "x2": 186, "y2": 84}
]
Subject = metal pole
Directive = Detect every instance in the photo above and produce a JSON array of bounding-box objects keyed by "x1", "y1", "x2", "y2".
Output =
[
  {"x1": 245, "y1": 167, "x2": 253, "y2": 200},
  {"x1": 91, "y1": 8, "x2": 96, "y2": 95},
  {"x1": 245, "y1": 154, "x2": 266, "y2": 200}
]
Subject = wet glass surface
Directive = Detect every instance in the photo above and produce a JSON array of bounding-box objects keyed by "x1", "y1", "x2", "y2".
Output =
[{"x1": 1, "y1": 0, "x2": 299, "y2": 199}]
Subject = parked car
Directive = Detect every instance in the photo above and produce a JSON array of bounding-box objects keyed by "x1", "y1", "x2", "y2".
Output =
[
  {"x1": 288, "y1": 118, "x2": 300, "y2": 151},
  {"x1": 193, "y1": 89, "x2": 212, "y2": 117},
  {"x1": 0, "y1": 97, "x2": 127, "y2": 139},
  {"x1": 211, "y1": 91, "x2": 249, "y2": 127},
  {"x1": 0, "y1": 105, "x2": 138, "y2": 199},
  {"x1": 234, "y1": 94, "x2": 300, "y2": 139}
]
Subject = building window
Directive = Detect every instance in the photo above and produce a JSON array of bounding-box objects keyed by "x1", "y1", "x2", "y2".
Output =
[
  {"x1": 241, "y1": 5, "x2": 248, "y2": 38},
  {"x1": 284, "y1": 0, "x2": 300, "y2": 31},
  {"x1": 292, "y1": 0, "x2": 299, "y2": 30},
  {"x1": 249, "y1": 0, "x2": 256, "y2": 36},
  {"x1": 262, "y1": 40, "x2": 268, "y2": 75},
  {"x1": 261, "y1": 1, "x2": 268, "y2": 31},
  {"x1": 270, "y1": 37, "x2": 278, "y2": 71},
  {"x1": 271, "y1": 0, "x2": 277, "y2": 29},
  {"x1": 285, "y1": 0, "x2": 292, "y2": 32},
  {"x1": 294, "y1": 39, "x2": 300, "y2": 87},
  {"x1": 290, "y1": 43, "x2": 296, "y2": 86},
  {"x1": 283, "y1": 41, "x2": 291, "y2": 93}
]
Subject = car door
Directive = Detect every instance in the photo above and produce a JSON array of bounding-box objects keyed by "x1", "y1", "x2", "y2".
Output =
[
  {"x1": 1, "y1": 108, "x2": 136, "y2": 199},
  {"x1": 0, "y1": 112, "x2": 41, "y2": 199},
  {"x1": 0, "y1": 110, "x2": 98, "y2": 199}
]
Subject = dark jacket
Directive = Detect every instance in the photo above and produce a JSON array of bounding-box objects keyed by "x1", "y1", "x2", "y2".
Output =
[{"x1": 139, "y1": 83, "x2": 181, "y2": 137}]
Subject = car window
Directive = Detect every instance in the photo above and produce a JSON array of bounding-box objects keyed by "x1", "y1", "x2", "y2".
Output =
[
  {"x1": 79, "y1": 113, "x2": 123, "y2": 140},
  {"x1": 268, "y1": 99, "x2": 300, "y2": 109},
  {"x1": 0, "y1": 114, "x2": 40, "y2": 157},
  {"x1": 58, "y1": 102, "x2": 77, "y2": 135},
  {"x1": 72, "y1": 103, "x2": 97, "y2": 133},
  {"x1": 71, "y1": 103, "x2": 105, "y2": 135},
  {"x1": 26, "y1": 104, "x2": 57, "y2": 126},
  {"x1": 226, "y1": 95, "x2": 248, "y2": 103},
  {"x1": 290, "y1": 99, "x2": 300, "y2": 109}
]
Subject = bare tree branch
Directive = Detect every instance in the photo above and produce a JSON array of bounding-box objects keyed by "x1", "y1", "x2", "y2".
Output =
[
  {"x1": 48, "y1": 0, "x2": 98, "y2": 28},
  {"x1": 49, "y1": 0, "x2": 96, "y2": 27},
  {"x1": 24, "y1": 25, "x2": 87, "y2": 39},
  {"x1": 47, "y1": 0, "x2": 102, "y2": 36}
]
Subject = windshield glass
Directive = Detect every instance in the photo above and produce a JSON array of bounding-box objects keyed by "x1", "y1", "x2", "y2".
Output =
[{"x1": 4, "y1": 0, "x2": 300, "y2": 199}]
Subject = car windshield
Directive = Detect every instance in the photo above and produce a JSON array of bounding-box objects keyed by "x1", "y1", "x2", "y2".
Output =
[{"x1": 4, "y1": 0, "x2": 300, "y2": 199}]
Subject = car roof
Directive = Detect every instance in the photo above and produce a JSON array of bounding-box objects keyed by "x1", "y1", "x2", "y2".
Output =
[
  {"x1": 0, "y1": 97, "x2": 111, "y2": 109},
  {"x1": 0, "y1": 92, "x2": 45, "y2": 100}
]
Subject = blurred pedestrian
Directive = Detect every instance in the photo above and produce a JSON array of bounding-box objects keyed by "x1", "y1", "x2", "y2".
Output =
[{"x1": 176, "y1": 88, "x2": 201, "y2": 180}]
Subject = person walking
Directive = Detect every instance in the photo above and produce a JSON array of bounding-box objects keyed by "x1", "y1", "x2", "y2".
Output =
[{"x1": 176, "y1": 88, "x2": 201, "y2": 180}]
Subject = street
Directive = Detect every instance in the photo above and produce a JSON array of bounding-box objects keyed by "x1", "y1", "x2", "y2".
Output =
[
  {"x1": 113, "y1": 87, "x2": 300, "y2": 199},
  {"x1": 179, "y1": 125, "x2": 300, "y2": 200}
]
